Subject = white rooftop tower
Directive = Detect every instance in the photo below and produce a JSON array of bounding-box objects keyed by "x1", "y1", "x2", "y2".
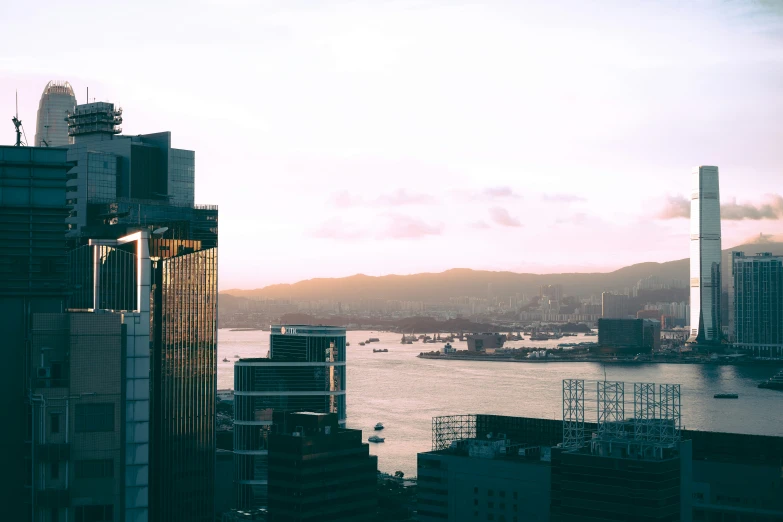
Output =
[{"x1": 34, "y1": 81, "x2": 76, "y2": 147}]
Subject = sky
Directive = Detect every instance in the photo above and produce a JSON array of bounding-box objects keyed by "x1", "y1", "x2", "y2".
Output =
[{"x1": 2, "y1": 0, "x2": 782, "y2": 289}]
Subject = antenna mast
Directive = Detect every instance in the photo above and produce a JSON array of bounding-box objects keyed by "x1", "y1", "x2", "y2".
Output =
[{"x1": 12, "y1": 90, "x2": 25, "y2": 147}]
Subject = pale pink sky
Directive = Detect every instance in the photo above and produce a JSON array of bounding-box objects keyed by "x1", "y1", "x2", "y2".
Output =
[{"x1": 2, "y1": 0, "x2": 782, "y2": 289}]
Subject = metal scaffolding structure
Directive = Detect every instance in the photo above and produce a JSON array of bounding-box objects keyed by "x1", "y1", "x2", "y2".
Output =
[
  {"x1": 658, "y1": 384, "x2": 682, "y2": 444},
  {"x1": 432, "y1": 415, "x2": 477, "y2": 451},
  {"x1": 562, "y1": 379, "x2": 585, "y2": 449},
  {"x1": 633, "y1": 382, "x2": 657, "y2": 441},
  {"x1": 597, "y1": 381, "x2": 625, "y2": 440}
]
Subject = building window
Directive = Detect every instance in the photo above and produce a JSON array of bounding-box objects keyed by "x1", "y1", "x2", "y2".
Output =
[
  {"x1": 50, "y1": 462, "x2": 59, "y2": 480},
  {"x1": 50, "y1": 414, "x2": 60, "y2": 434},
  {"x1": 488, "y1": 489, "x2": 494, "y2": 497},
  {"x1": 75, "y1": 404, "x2": 114, "y2": 432},
  {"x1": 488, "y1": 502, "x2": 494, "y2": 509},
  {"x1": 74, "y1": 505, "x2": 113, "y2": 522},
  {"x1": 474, "y1": 499, "x2": 478, "y2": 506},
  {"x1": 513, "y1": 492, "x2": 518, "y2": 500},
  {"x1": 474, "y1": 487, "x2": 479, "y2": 494},
  {"x1": 75, "y1": 459, "x2": 114, "y2": 479},
  {"x1": 50, "y1": 509, "x2": 58, "y2": 522},
  {"x1": 499, "y1": 491, "x2": 505, "y2": 498}
]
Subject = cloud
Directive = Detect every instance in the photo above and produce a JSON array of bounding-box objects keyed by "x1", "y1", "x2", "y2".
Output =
[
  {"x1": 331, "y1": 189, "x2": 433, "y2": 207},
  {"x1": 311, "y1": 217, "x2": 368, "y2": 240},
  {"x1": 489, "y1": 206, "x2": 522, "y2": 227},
  {"x1": 470, "y1": 220, "x2": 491, "y2": 229},
  {"x1": 721, "y1": 195, "x2": 783, "y2": 220},
  {"x1": 380, "y1": 214, "x2": 444, "y2": 239},
  {"x1": 656, "y1": 195, "x2": 691, "y2": 219},
  {"x1": 481, "y1": 186, "x2": 520, "y2": 199},
  {"x1": 543, "y1": 193, "x2": 586, "y2": 203},
  {"x1": 656, "y1": 194, "x2": 783, "y2": 220},
  {"x1": 376, "y1": 189, "x2": 434, "y2": 206}
]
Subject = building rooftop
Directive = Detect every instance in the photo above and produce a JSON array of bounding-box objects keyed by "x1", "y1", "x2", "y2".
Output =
[{"x1": 271, "y1": 325, "x2": 347, "y2": 336}]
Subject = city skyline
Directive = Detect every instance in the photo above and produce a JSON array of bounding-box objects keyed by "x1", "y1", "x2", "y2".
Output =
[{"x1": 2, "y1": 1, "x2": 783, "y2": 289}]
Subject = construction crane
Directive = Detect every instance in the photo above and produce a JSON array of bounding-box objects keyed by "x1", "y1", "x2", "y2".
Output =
[{"x1": 11, "y1": 90, "x2": 28, "y2": 146}]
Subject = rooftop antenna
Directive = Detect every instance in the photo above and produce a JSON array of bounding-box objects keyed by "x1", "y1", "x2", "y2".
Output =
[{"x1": 12, "y1": 90, "x2": 26, "y2": 147}]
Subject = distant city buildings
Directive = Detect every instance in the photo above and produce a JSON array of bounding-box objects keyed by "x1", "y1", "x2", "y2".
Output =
[
  {"x1": 267, "y1": 412, "x2": 377, "y2": 521},
  {"x1": 234, "y1": 326, "x2": 347, "y2": 509},
  {"x1": 601, "y1": 292, "x2": 629, "y2": 318},
  {"x1": 732, "y1": 252, "x2": 783, "y2": 358},
  {"x1": 34, "y1": 81, "x2": 76, "y2": 147},
  {"x1": 689, "y1": 166, "x2": 722, "y2": 344}
]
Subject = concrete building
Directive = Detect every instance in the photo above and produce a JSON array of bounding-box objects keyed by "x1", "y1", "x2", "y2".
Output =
[
  {"x1": 267, "y1": 412, "x2": 376, "y2": 521},
  {"x1": 34, "y1": 81, "x2": 76, "y2": 147},
  {"x1": 418, "y1": 416, "x2": 551, "y2": 522},
  {"x1": 689, "y1": 166, "x2": 722, "y2": 345},
  {"x1": 234, "y1": 326, "x2": 347, "y2": 509},
  {"x1": 0, "y1": 145, "x2": 72, "y2": 521},
  {"x1": 601, "y1": 292, "x2": 629, "y2": 319},
  {"x1": 732, "y1": 252, "x2": 783, "y2": 357},
  {"x1": 597, "y1": 318, "x2": 661, "y2": 354}
]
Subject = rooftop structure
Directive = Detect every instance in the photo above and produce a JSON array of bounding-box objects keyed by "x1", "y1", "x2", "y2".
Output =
[
  {"x1": 66, "y1": 102, "x2": 122, "y2": 137},
  {"x1": 34, "y1": 81, "x2": 76, "y2": 147}
]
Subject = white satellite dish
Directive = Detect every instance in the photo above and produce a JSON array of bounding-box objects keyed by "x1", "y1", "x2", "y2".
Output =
[{"x1": 152, "y1": 227, "x2": 169, "y2": 235}]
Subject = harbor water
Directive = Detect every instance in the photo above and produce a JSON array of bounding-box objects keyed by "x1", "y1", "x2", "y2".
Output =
[{"x1": 218, "y1": 329, "x2": 783, "y2": 476}]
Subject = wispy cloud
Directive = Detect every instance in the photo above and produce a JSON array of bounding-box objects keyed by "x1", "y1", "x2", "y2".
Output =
[
  {"x1": 311, "y1": 217, "x2": 368, "y2": 240},
  {"x1": 470, "y1": 220, "x2": 491, "y2": 229},
  {"x1": 381, "y1": 214, "x2": 444, "y2": 239},
  {"x1": 489, "y1": 206, "x2": 522, "y2": 227},
  {"x1": 655, "y1": 194, "x2": 783, "y2": 220},
  {"x1": 330, "y1": 189, "x2": 433, "y2": 207},
  {"x1": 481, "y1": 186, "x2": 521, "y2": 199},
  {"x1": 543, "y1": 193, "x2": 586, "y2": 203}
]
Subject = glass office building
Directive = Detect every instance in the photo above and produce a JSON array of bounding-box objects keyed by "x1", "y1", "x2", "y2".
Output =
[
  {"x1": 234, "y1": 326, "x2": 347, "y2": 509},
  {"x1": 732, "y1": 252, "x2": 783, "y2": 358},
  {"x1": 34, "y1": 81, "x2": 76, "y2": 148},
  {"x1": 688, "y1": 166, "x2": 722, "y2": 344}
]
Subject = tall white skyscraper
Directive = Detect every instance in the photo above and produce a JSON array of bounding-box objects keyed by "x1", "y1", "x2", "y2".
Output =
[
  {"x1": 34, "y1": 80, "x2": 76, "y2": 147},
  {"x1": 688, "y1": 165, "x2": 722, "y2": 344}
]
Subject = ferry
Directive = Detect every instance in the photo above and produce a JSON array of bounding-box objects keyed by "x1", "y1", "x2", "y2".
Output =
[
  {"x1": 222, "y1": 357, "x2": 230, "y2": 362},
  {"x1": 373, "y1": 348, "x2": 389, "y2": 353},
  {"x1": 374, "y1": 423, "x2": 384, "y2": 430},
  {"x1": 368, "y1": 435, "x2": 385, "y2": 443},
  {"x1": 359, "y1": 342, "x2": 366, "y2": 346},
  {"x1": 368, "y1": 338, "x2": 380, "y2": 343},
  {"x1": 759, "y1": 370, "x2": 783, "y2": 390},
  {"x1": 714, "y1": 393, "x2": 739, "y2": 399}
]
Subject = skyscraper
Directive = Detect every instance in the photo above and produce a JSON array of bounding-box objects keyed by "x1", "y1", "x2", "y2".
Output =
[
  {"x1": 34, "y1": 81, "x2": 77, "y2": 147},
  {"x1": 688, "y1": 166, "x2": 722, "y2": 344},
  {"x1": 732, "y1": 252, "x2": 783, "y2": 358},
  {"x1": 234, "y1": 326, "x2": 347, "y2": 509}
]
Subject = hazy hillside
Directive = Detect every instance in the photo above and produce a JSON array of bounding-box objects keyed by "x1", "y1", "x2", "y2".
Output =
[{"x1": 222, "y1": 240, "x2": 783, "y2": 302}]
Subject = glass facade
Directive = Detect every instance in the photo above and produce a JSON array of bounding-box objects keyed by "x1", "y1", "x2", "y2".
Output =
[
  {"x1": 234, "y1": 326, "x2": 347, "y2": 509},
  {"x1": 168, "y1": 149, "x2": 195, "y2": 207},
  {"x1": 34, "y1": 81, "x2": 76, "y2": 148},
  {"x1": 732, "y1": 252, "x2": 783, "y2": 358},
  {"x1": 689, "y1": 166, "x2": 722, "y2": 343},
  {"x1": 151, "y1": 246, "x2": 218, "y2": 522},
  {"x1": 86, "y1": 152, "x2": 118, "y2": 202}
]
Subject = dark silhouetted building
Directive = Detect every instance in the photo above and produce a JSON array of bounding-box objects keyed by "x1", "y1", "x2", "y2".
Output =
[
  {"x1": 597, "y1": 318, "x2": 661, "y2": 354},
  {"x1": 0, "y1": 145, "x2": 71, "y2": 521},
  {"x1": 732, "y1": 252, "x2": 783, "y2": 358},
  {"x1": 234, "y1": 326, "x2": 347, "y2": 509},
  {"x1": 267, "y1": 412, "x2": 376, "y2": 522}
]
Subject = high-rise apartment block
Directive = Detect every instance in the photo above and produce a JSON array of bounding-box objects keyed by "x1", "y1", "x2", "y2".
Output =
[
  {"x1": 267, "y1": 412, "x2": 376, "y2": 522},
  {"x1": 601, "y1": 292, "x2": 629, "y2": 318},
  {"x1": 688, "y1": 166, "x2": 722, "y2": 344},
  {"x1": 732, "y1": 252, "x2": 783, "y2": 358},
  {"x1": 34, "y1": 81, "x2": 77, "y2": 147},
  {"x1": 234, "y1": 326, "x2": 347, "y2": 509}
]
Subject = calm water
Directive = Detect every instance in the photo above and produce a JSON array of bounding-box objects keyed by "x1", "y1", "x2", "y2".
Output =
[{"x1": 218, "y1": 329, "x2": 783, "y2": 476}]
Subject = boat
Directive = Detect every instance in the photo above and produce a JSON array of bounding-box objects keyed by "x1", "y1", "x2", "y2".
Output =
[
  {"x1": 374, "y1": 423, "x2": 384, "y2": 430},
  {"x1": 368, "y1": 435, "x2": 385, "y2": 443},
  {"x1": 346, "y1": 342, "x2": 350, "y2": 347},
  {"x1": 359, "y1": 342, "x2": 366, "y2": 346},
  {"x1": 444, "y1": 343, "x2": 456, "y2": 354},
  {"x1": 368, "y1": 338, "x2": 380, "y2": 343},
  {"x1": 234, "y1": 355, "x2": 240, "y2": 358},
  {"x1": 373, "y1": 348, "x2": 388, "y2": 353},
  {"x1": 222, "y1": 358, "x2": 230, "y2": 362},
  {"x1": 714, "y1": 393, "x2": 739, "y2": 399},
  {"x1": 758, "y1": 370, "x2": 783, "y2": 390}
]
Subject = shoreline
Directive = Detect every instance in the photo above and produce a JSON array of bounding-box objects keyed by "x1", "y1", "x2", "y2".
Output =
[{"x1": 417, "y1": 354, "x2": 783, "y2": 366}]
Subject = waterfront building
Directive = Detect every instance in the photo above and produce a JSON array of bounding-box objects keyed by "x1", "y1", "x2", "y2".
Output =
[
  {"x1": 689, "y1": 166, "x2": 722, "y2": 344},
  {"x1": 596, "y1": 318, "x2": 660, "y2": 354},
  {"x1": 34, "y1": 81, "x2": 76, "y2": 147},
  {"x1": 234, "y1": 326, "x2": 347, "y2": 509},
  {"x1": 267, "y1": 412, "x2": 376, "y2": 521},
  {"x1": 732, "y1": 252, "x2": 783, "y2": 358},
  {"x1": 418, "y1": 416, "x2": 551, "y2": 522},
  {"x1": 636, "y1": 308, "x2": 662, "y2": 320},
  {"x1": 0, "y1": 145, "x2": 72, "y2": 521},
  {"x1": 601, "y1": 292, "x2": 629, "y2": 319}
]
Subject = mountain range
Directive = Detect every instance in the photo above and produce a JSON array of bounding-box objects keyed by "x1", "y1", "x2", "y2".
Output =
[{"x1": 222, "y1": 237, "x2": 783, "y2": 302}]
